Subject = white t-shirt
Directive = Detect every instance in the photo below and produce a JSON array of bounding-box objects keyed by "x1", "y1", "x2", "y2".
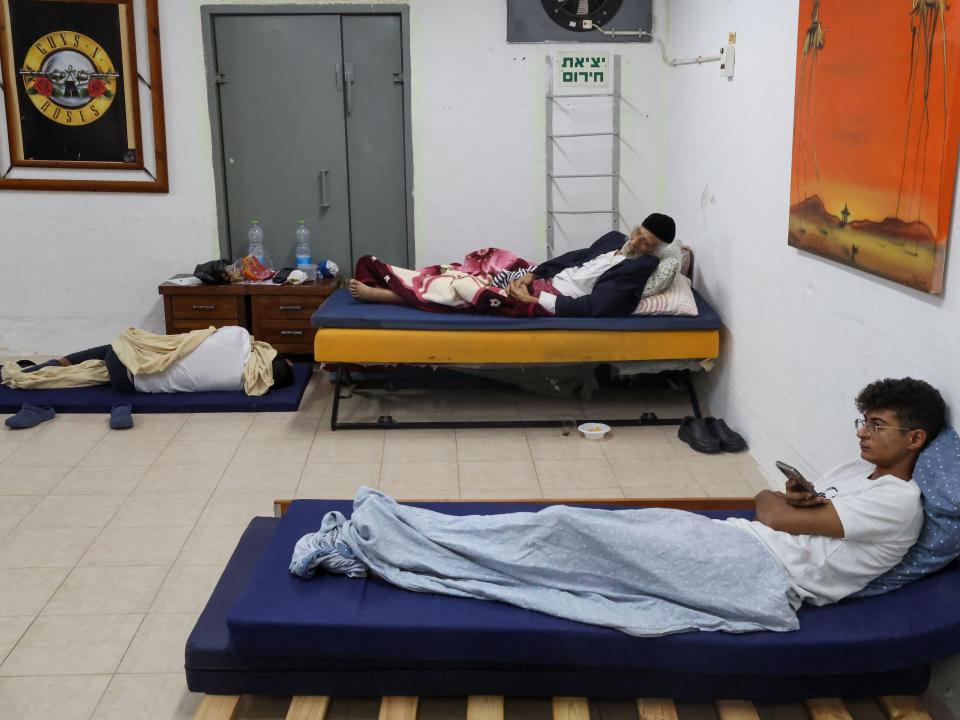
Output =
[
  {"x1": 133, "y1": 326, "x2": 251, "y2": 393},
  {"x1": 537, "y1": 250, "x2": 627, "y2": 314},
  {"x1": 725, "y1": 459, "x2": 923, "y2": 606}
]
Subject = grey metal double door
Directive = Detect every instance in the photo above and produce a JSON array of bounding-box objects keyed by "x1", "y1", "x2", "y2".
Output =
[{"x1": 214, "y1": 13, "x2": 409, "y2": 272}]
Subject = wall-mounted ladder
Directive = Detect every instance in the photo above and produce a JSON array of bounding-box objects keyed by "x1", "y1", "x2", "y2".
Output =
[{"x1": 545, "y1": 54, "x2": 621, "y2": 259}]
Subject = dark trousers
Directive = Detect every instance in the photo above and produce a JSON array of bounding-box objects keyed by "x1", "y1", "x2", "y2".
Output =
[{"x1": 65, "y1": 345, "x2": 136, "y2": 392}]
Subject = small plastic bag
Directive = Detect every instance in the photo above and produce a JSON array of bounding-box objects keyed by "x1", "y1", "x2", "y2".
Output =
[
  {"x1": 193, "y1": 259, "x2": 232, "y2": 285},
  {"x1": 227, "y1": 255, "x2": 275, "y2": 282}
]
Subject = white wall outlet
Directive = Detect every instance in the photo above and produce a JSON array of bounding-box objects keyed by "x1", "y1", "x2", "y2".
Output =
[{"x1": 720, "y1": 44, "x2": 736, "y2": 78}]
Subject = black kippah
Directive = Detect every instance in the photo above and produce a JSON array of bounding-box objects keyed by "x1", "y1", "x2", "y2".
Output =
[{"x1": 642, "y1": 213, "x2": 676, "y2": 243}]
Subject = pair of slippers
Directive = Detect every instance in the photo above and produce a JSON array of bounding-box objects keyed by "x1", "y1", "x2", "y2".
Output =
[
  {"x1": 4, "y1": 403, "x2": 133, "y2": 430},
  {"x1": 678, "y1": 416, "x2": 747, "y2": 454}
]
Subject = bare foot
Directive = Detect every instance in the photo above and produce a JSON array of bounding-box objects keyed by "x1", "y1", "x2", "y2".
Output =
[{"x1": 348, "y1": 279, "x2": 373, "y2": 301}]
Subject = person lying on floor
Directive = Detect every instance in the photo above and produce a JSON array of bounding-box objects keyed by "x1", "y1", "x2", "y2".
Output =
[
  {"x1": 1, "y1": 325, "x2": 294, "y2": 396},
  {"x1": 348, "y1": 213, "x2": 679, "y2": 317},
  {"x1": 291, "y1": 377, "x2": 944, "y2": 636}
]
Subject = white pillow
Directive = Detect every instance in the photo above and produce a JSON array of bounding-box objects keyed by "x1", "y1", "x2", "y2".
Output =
[{"x1": 632, "y1": 273, "x2": 698, "y2": 316}]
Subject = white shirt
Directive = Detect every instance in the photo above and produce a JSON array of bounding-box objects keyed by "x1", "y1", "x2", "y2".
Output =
[
  {"x1": 725, "y1": 459, "x2": 923, "y2": 606},
  {"x1": 536, "y1": 250, "x2": 627, "y2": 314},
  {"x1": 133, "y1": 326, "x2": 251, "y2": 393}
]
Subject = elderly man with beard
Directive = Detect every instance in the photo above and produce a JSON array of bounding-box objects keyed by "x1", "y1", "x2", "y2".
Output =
[{"x1": 348, "y1": 213, "x2": 677, "y2": 318}]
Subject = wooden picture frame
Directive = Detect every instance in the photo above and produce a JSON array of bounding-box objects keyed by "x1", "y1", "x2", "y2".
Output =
[{"x1": 0, "y1": 0, "x2": 167, "y2": 192}]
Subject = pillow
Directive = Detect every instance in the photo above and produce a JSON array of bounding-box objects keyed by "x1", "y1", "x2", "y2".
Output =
[
  {"x1": 855, "y1": 425, "x2": 960, "y2": 597},
  {"x1": 633, "y1": 273, "x2": 698, "y2": 316},
  {"x1": 641, "y1": 240, "x2": 683, "y2": 297}
]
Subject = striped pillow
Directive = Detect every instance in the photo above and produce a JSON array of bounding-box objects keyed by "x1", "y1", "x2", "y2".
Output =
[{"x1": 632, "y1": 273, "x2": 698, "y2": 316}]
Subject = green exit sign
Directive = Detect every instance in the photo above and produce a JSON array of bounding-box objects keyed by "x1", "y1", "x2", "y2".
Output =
[{"x1": 557, "y1": 52, "x2": 609, "y2": 87}]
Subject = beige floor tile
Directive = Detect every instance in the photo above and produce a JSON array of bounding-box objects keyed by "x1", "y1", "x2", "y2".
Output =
[
  {"x1": 380, "y1": 462, "x2": 459, "y2": 496},
  {"x1": 0, "y1": 616, "x2": 33, "y2": 662},
  {"x1": 136, "y1": 464, "x2": 223, "y2": 495},
  {"x1": 299, "y1": 462, "x2": 380, "y2": 495},
  {"x1": 0, "y1": 495, "x2": 42, "y2": 528},
  {"x1": 0, "y1": 464, "x2": 70, "y2": 495},
  {"x1": 109, "y1": 493, "x2": 207, "y2": 528},
  {"x1": 80, "y1": 525, "x2": 191, "y2": 567},
  {"x1": 0, "y1": 567, "x2": 70, "y2": 616},
  {"x1": 79, "y1": 441, "x2": 167, "y2": 467},
  {"x1": 0, "y1": 527, "x2": 100, "y2": 568},
  {"x1": 99, "y1": 414, "x2": 187, "y2": 444},
  {"x1": 52, "y1": 465, "x2": 147, "y2": 495},
  {"x1": 176, "y1": 524, "x2": 248, "y2": 565},
  {"x1": 154, "y1": 440, "x2": 239, "y2": 468},
  {"x1": 455, "y1": 429, "x2": 532, "y2": 461},
  {"x1": 600, "y1": 426, "x2": 680, "y2": 459},
  {"x1": 527, "y1": 433, "x2": 606, "y2": 461},
  {"x1": 701, "y1": 480, "x2": 756, "y2": 498},
  {"x1": 540, "y1": 487, "x2": 624, "y2": 499},
  {"x1": 459, "y1": 487, "x2": 544, "y2": 500},
  {"x1": 308, "y1": 431, "x2": 385, "y2": 463},
  {"x1": 383, "y1": 430, "x2": 457, "y2": 462},
  {"x1": 92, "y1": 673, "x2": 202, "y2": 720},
  {"x1": 5, "y1": 442, "x2": 95, "y2": 467},
  {"x1": 118, "y1": 613, "x2": 199, "y2": 674},
  {"x1": 0, "y1": 443, "x2": 19, "y2": 463},
  {"x1": 620, "y1": 483, "x2": 708, "y2": 499},
  {"x1": 245, "y1": 412, "x2": 321, "y2": 441},
  {"x1": 0, "y1": 613, "x2": 142, "y2": 675},
  {"x1": 296, "y1": 482, "x2": 373, "y2": 501},
  {"x1": 0, "y1": 425, "x2": 43, "y2": 443},
  {"x1": 198, "y1": 492, "x2": 279, "y2": 526},
  {"x1": 230, "y1": 437, "x2": 312, "y2": 468},
  {"x1": 174, "y1": 414, "x2": 253, "y2": 443},
  {"x1": 43, "y1": 565, "x2": 169, "y2": 615},
  {"x1": 535, "y1": 459, "x2": 616, "y2": 488},
  {"x1": 217, "y1": 463, "x2": 301, "y2": 494},
  {"x1": 28, "y1": 416, "x2": 110, "y2": 445},
  {"x1": 730, "y1": 455, "x2": 775, "y2": 492},
  {"x1": 150, "y1": 565, "x2": 224, "y2": 614},
  {"x1": 0, "y1": 675, "x2": 111, "y2": 720},
  {"x1": 458, "y1": 460, "x2": 540, "y2": 492},
  {"x1": 608, "y1": 458, "x2": 696, "y2": 487},
  {"x1": 20, "y1": 494, "x2": 125, "y2": 529},
  {"x1": 685, "y1": 457, "x2": 748, "y2": 487}
]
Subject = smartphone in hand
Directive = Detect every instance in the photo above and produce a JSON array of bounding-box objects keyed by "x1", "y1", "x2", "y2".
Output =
[{"x1": 775, "y1": 461, "x2": 823, "y2": 497}]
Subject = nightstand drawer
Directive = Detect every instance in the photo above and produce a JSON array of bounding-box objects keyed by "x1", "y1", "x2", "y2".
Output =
[
  {"x1": 253, "y1": 319, "x2": 313, "y2": 347},
  {"x1": 171, "y1": 295, "x2": 242, "y2": 321},
  {"x1": 252, "y1": 295, "x2": 319, "y2": 321}
]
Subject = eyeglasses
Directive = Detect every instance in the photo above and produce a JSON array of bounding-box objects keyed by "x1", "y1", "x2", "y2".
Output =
[{"x1": 854, "y1": 417, "x2": 913, "y2": 436}]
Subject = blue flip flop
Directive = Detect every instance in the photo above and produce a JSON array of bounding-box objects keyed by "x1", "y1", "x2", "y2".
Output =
[
  {"x1": 110, "y1": 402, "x2": 134, "y2": 430},
  {"x1": 5, "y1": 404, "x2": 55, "y2": 429}
]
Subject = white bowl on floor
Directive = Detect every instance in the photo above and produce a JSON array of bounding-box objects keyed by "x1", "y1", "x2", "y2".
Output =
[{"x1": 577, "y1": 422, "x2": 611, "y2": 440}]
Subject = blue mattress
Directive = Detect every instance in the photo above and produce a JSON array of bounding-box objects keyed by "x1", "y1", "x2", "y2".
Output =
[
  {"x1": 312, "y1": 289, "x2": 721, "y2": 331},
  {"x1": 185, "y1": 514, "x2": 931, "y2": 700},
  {"x1": 0, "y1": 363, "x2": 312, "y2": 414},
  {"x1": 225, "y1": 500, "x2": 960, "y2": 679}
]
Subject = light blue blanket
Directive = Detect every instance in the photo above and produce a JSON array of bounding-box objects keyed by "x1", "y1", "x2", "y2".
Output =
[{"x1": 290, "y1": 487, "x2": 799, "y2": 636}]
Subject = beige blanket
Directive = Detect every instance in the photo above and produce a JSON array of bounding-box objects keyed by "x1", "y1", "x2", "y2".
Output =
[{"x1": 2, "y1": 327, "x2": 276, "y2": 396}]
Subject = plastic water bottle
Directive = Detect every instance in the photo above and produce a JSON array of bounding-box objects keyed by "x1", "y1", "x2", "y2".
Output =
[
  {"x1": 295, "y1": 219, "x2": 312, "y2": 268},
  {"x1": 248, "y1": 220, "x2": 265, "y2": 262}
]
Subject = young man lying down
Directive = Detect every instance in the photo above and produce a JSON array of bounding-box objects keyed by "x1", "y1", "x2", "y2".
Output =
[
  {"x1": 348, "y1": 213, "x2": 679, "y2": 317},
  {"x1": 291, "y1": 378, "x2": 944, "y2": 636}
]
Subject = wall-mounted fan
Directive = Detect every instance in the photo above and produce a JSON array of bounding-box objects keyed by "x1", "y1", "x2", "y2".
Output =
[
  {"x1": 508, "y1": 0, "x2": 651, "y2": 43},
  {"x1": 541, "y1": 0, "x2": 624, "y2": 32}
]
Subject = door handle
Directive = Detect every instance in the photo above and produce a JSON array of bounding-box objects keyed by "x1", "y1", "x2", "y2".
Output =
[
  {"x1": 319, "y1": 170, "x2": 330, "y2": 209},
  {"x1": 344, "y1": 62, "x2": 354, "y2": 115}
]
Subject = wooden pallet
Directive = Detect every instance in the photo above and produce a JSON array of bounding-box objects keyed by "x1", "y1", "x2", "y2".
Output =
[{"x1": 194, "y1": 694, "x2": 933, "y2": 720}]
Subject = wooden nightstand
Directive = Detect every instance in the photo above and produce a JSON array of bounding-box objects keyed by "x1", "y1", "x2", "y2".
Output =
[{"x1": 159, "y1": 277, "x2": 338, "y2": 356}]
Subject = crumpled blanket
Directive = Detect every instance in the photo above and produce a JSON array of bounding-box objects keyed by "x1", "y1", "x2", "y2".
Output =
[
  {"x1": 290, "y1": 487, "x2": 800, "y2": 637},
  {"x1": 354, "y1": 249, "x2": 550, "y2": 317}
]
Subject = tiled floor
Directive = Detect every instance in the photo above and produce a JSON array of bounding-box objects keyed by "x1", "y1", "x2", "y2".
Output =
[{"x1": 0, "y1": 369, "x2": 908, "y2": 719}]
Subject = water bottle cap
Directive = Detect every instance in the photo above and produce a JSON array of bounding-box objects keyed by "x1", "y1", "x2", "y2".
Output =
[
  {"x1": 298, "y1": 219, "x2": 306, "y2": 224},
  {"x1": 251, "y1": 220, "x2": 260, "y2": 224}
]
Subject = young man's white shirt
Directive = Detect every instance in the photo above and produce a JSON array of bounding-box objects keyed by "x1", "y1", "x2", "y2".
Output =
[
  {"x1": 725, "y1": 459, "x2": 923, "y2": 605},
  {"x1": 132, "y1": 326, "x2": 251, "y2": 393}
]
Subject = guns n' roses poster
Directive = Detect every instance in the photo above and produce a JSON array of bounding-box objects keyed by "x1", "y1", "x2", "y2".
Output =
[{"x1": 0, "y1": 0, "x2": 142, "y2": 167}]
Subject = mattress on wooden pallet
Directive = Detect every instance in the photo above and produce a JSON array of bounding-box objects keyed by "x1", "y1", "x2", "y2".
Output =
[
  {"x1": 311, "y1": 290, "x2": 720, "y2": 364},
  {"x1": 184, "y1": 501, "x2": 960, "y2": 700}
]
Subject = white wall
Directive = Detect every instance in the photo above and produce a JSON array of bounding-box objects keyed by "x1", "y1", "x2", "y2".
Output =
[
  {"x1": 658, "y1": 1, "x2": 960, "y2": 711},
  {"x1": 0, "y1": 0, "x2": 667, "y2": 355}
]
